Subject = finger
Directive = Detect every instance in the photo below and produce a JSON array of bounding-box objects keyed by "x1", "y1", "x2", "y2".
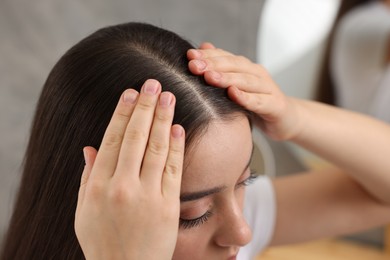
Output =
[
  {"x1": 91, "y1": 89, "x2": 139, "y2": 180},
  {"x1": 162, "y1": 125, "x2": 185, "y2": 199},
  {"x1": 115, "y1": 79, "x2": 161, "y2": 179},
  {"x1": 187, "y1": 48, "x2": 233, "y2": 60},
  {"x1": 77, "y1": 146, "x2": 98, "y2": 206},
  {"x1": 199, "y1": 42, "x2": 216, "y2": 49},
  {"x1": 203, "y1": 71, "x2": 272, "y2": 94},
  {"x1": 141, "y1": 92, "x2": 176, "y2": 185},
  {"x1": 84, "y1": 146, "x2": 98, "y2": 170},
  {"x1": 227, "y1": 86, "x2": 277, "y2": 118},
  {"x1": 189, "y1": 55, "x2": 261, "y2": 76}
]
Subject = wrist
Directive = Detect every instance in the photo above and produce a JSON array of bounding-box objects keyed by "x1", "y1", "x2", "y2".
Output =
[{"x1": 281, "y1": 97, "x2": 306, "y2": 141}]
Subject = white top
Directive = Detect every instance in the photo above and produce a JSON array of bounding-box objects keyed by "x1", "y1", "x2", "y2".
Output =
[
  {"x1": 238, "y1": 176, "x2": 276, "y2": 260},
  {"x1": 331, "y1": 1, "x2": 390, "y2": 122}
]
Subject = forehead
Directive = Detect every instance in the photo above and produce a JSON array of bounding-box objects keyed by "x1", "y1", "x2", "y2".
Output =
[{"x1": 182, "y1": 116, "x2": 253, "y2": 191}]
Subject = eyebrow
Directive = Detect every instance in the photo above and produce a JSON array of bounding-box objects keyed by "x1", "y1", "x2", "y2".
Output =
[{"x1": 180, "y1": 143, "x2": 254, "y2": 202}]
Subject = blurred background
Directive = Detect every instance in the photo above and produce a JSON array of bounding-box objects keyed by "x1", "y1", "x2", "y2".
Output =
[{"x1": 1, "y1": 0, "x2": 389, "y2": 258}]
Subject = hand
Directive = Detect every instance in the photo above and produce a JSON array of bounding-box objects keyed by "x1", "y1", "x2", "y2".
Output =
[
  {"x1": 75, "y1": 79, "x2": 185, "y2": 260},
  {"x1": 187, "y1": 43, "x2": 303, "y2": 141}
]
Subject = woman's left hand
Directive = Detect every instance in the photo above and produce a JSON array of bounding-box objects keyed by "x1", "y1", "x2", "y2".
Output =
[
  {"x1": 187, "y1": 44, "x2": 303, "y2": 141},
  {"x1": 74, "y1": 80, "x2": 184, "y2": 260}
]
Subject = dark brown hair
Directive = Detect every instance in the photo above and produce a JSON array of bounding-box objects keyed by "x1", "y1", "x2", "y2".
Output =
[
  {"x1": 316, "y1": 0, "x2": 373, "y2": 104},
  {"x1": 1, "y1": 22, "x2": 251, "y2": 259}
]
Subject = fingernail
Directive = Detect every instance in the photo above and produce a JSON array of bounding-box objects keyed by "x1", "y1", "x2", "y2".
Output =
[
  {"x1": 124, "y1": 89, "x2": 138, "y2": 104},
  {"x1": 83, "y1": 148, "x2": 88, "y2": 165},
  {"x1": 143, "y1": 79, "x2": 160, "y2": 95},
  {"x1": 172, "y1": 125, "x2": 184, "y2": 138},
  {"x1": 193, "y1": 60, "x2": 207, "y2": 71},
  {"x1": 159, "y1": 92, "x2": 173, "y2": 107}
]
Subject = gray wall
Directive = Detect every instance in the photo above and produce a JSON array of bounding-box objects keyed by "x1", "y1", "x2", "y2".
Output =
[{"x1": 0, "y1": 0, "x2": 266, "y2": 239}]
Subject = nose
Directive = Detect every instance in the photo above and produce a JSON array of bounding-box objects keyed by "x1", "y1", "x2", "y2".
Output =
[{"x1": 214, "y1": 201, "x2": 252, "y2": 247}]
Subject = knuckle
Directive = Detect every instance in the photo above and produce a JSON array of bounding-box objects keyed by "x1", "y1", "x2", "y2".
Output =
[
  {"x1": 215, "y1": 48, "x2": 227, "y2": 56},
  {"x1": 137, "y1": 99, "x2": 155, "y2": 111},
  {"x1": 165, "y1": 161, "x2": 181, "y2": 176},
  {"x1": 148, "y1": 139, "x2": 168, "y2": 156},
  {"x1": 115, "y1": 109, "x2": 131, "y2": 123},
  {"x1": 103, "y1": 131, "x2": 123, "y2": 151},
  {"x1": 108, "y1": 184, "x2": 131, "y2": 205},
  {"x1": 125, "y1": 127, "x2": 147, "y2": 142},
  {"x1": 254, "y1": 97, "x2": 267, "y2": 110},
  {"x1": 236, "y1": 55, "x2": 249, "y2": 64},
  {"x1": 155, "y1": 111, "x2": 172, "y2": 122},
  {"x1": 86, "y1": 181, "x2": 105, "y2": 200}
]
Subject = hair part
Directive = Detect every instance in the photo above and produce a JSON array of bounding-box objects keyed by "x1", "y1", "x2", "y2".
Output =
[{"x1": 1, "y1": 22, "x2": 251, "y2": 259}]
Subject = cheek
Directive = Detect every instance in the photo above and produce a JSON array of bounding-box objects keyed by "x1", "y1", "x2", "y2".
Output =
[{"x1": 173, "y1": 228, "x2": 211, "y2": 260}]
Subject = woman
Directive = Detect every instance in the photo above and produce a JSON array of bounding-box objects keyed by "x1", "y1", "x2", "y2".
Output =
[{"x1": 1, "y1": 22, "x2": 390, "y2": 260}]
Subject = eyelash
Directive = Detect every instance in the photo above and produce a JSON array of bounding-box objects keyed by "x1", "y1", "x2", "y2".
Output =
[
  {"x1": 179, "y1": 210, "x2": 213, "y2": 229},
  {"x1": 179, "y1": 171, "x2": 258, "y2": 230},
  {"x1": 237, "y1": 170, "x2": 258, "y2": 188}
]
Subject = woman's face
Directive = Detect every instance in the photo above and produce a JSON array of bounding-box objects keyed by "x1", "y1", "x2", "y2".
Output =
[{"x1": 173, "y1": 115, "x2": 253, "y2": 260}]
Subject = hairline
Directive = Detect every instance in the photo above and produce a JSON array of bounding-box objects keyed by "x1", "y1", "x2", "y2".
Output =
[{"x1": 183, "y1": 112, "x2": 252, "y2": 171}]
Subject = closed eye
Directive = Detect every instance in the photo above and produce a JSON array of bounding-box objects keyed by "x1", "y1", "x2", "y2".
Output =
[
  {"x1": 179, "y1": 210, "x2": 213, "y2": 229},
  {"x1": 237, "y1": 170, "x2": 258, "y2": 188}
]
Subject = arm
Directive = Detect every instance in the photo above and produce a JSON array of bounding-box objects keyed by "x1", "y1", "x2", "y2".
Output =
[
  {"x1": 272, "y1": 168, "x2": 390, "y2": 245},
  {"x1": 188, "y1": 45, "x2": 390, "y2": 245},
  {"x1": 270, "y1": 99, "x2": 390, "y2": 245},
  {"x1": 290, "y1": 98, "x2": 390, "y2": 204}
]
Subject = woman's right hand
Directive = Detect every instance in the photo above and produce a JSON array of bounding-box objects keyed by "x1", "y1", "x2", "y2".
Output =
[
  {"x1": 74, "y1": 79, "x2": 185, "y2": 260},
  {"x1": 187, "y1": 45, "x2": 302, "y2": 141}
]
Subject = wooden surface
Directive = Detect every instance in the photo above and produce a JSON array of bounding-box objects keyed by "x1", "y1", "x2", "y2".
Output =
[
  {"x1": 257, "y1": 239, "x2": 390, "y2": 260},
  {"x1": 386, "y1": 225, "x2": 390, "y2": 255}
]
